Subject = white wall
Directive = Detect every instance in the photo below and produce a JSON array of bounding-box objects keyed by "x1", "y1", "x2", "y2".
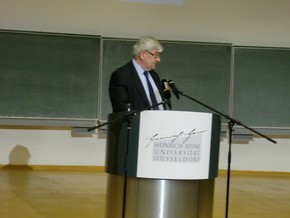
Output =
[
  {"x1": 219, "y1": 137, "x2": 290, "y2": 172},
  {"x1": 0, "y1": 127, "x2": 106, "y2": 166},
  {"x1": 0, "y1": 0, "x2": 289, "y2": 171}
]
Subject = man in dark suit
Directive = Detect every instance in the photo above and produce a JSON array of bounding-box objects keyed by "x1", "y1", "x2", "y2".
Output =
[{"x1": 109, "y1": 36, "x2": 165, "y2": 112}]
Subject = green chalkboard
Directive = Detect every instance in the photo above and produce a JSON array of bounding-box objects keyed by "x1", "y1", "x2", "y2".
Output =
[
  {"x1": 99, "y1": 38, "x2": 135, "y2": 120},
  {"x1": 100, "y1": 38, "x2": 232, "y2": 122},
  {"x1": 233, "y1": 47, "x2": 290, "y2": 128},
  {"x1": 0, "y1": 30, "x2": 100, "y2": 125}
]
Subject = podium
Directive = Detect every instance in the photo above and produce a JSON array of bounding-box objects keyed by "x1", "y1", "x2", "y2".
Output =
[{"x1": 105, "y1": 111, "x2": 221, "y2": 218}]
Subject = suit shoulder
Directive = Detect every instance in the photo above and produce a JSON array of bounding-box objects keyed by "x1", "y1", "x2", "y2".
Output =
[{"x1": 112, "y1": 61, "x2": 134, "y2": 74}]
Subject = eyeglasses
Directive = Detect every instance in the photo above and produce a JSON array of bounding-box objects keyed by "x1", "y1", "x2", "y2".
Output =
[{"x1": 145, "y1": 50, "x2": 161, "y2": 58}]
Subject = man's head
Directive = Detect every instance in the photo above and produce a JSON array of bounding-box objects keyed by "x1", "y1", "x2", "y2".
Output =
[{"x1": 133, "y1": 36, "x2": 164, "y2": 71}]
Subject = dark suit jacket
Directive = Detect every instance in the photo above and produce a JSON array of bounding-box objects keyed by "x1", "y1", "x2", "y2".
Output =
[{"x1": 109, "y1": 61, "x2": 164, "y2": 112}]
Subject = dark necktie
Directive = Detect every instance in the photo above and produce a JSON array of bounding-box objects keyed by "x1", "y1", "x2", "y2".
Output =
[{"x1": 144, "y1": 71, "x2": 159, "y2": 110}]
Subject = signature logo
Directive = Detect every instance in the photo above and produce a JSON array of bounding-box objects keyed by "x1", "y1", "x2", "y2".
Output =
[{"x1": 146, "y1": 129, "x2": 207, "y2": 147}]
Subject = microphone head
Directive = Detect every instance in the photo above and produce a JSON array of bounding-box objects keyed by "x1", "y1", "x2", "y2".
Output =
[
  {"x1": 168, "y1": 80, "x2": 175, "y2": 86},
  {"x1": 168, "y1": 80, "x2": 180, "y2": 99},
  {"x1": 162, "y1": 79, "x2": 171, "y2": 99}
]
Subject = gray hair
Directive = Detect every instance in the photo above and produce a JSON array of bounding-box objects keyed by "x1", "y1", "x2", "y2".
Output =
[{"x1": 132, "y1": 36, "x2": 164, "y2": 57}]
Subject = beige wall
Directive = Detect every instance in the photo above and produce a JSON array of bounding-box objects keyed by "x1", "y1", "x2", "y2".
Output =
[
  {"x1": 0, "y1": 0, "x2": 290, "y2": 171},
  {"x1": 1, "y1": 0, "x2": 290, "y2": 47}
]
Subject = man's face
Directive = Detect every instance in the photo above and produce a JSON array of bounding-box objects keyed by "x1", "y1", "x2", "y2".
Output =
[{"x1": 141, "y1": 49, "x2": 161, "y2": 71}]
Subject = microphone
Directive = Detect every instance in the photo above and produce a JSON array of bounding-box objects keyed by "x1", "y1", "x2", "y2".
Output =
[
  {"x1": 168, "y1": 80, "x2": 180, "y2": 99},
  {"x1": 162, "y1": 79, "x2": 171, "y2": 99},
  {"x1": 161, "y1": 79, "x2": 172, "y2": 110}
]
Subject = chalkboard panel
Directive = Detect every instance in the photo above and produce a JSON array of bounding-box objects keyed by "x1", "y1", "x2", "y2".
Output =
[
  {"x1": 233, "y1": 47, "x2": 290, "y2": 128},
  {"x1": 158, "y1": 41, "x2": 232, "y2": 117},
  {"x1": 0, "y1": 30, "x2": 100, "y2": 126},
  {"x1": 100, "y1": 38, "x2": 232, "y2": 122},
  {"x1": 99, "y1": 38, "x2": 135, "y2": 120}
]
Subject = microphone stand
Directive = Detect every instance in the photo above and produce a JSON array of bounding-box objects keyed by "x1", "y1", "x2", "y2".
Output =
[
  {"x1": 173, "y1": 88, "x2": 276, "y2": 218},
  {"x1": 87, "y1": 101, "x2": 165, "y2": 218}
]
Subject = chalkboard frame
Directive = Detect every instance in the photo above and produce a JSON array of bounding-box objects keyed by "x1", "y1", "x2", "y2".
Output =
[
  {"x1": 233, "y1": 46, "x2": 290, "y2": 129},
  {"x1": 0, "y1": 30, "x2": 101, "y2": 127},
  {"x1": 1, "y1": 31, "x2": 290, "y2": 132}
]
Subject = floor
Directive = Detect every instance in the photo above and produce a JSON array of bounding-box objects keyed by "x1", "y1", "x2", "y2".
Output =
[{"x1": 0, "y1": 168, "x2": 290, "y2": 218}]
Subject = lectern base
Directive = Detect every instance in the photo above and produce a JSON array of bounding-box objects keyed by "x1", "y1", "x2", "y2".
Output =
[{"x1": 105, "y1": 174, "x2": 215, "y2": 218}]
